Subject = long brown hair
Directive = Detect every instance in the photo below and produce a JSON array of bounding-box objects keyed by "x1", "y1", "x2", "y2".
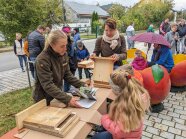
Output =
[{"x1": 109, "y1": 65, "x2": 150, "y2": 132}]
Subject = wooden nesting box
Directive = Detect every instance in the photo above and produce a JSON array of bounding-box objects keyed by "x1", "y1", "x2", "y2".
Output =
[
  {"x1": 93, "y1": 57, "x2": 114, "y2": 88},
  {"x1": 15, "y1": 100, "x2": 79, "y2": 138}
]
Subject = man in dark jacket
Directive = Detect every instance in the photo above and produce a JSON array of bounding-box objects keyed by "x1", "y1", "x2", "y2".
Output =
[
  {"x1": 159, "y1": 18, "x2": 170, "y2": 36},
  {"x1": 62, "y1": 26, "x2": 78, "y2": 92},
  {"x1": 177, "y1": 19, "x2": 186, "y2": 53},
  {"x1": 33, "y1": 30, "x2": 85, "y2": 106},
  {"x1": 28, "y1": 25, "x2": 45, "y2": 78}
]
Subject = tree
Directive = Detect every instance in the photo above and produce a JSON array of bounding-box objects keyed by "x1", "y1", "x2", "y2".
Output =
[
  {"x1": 91, "y1": 11, "x2": 99, "y2": 33},
  {"x1": 108, "y1": 3, "x2": 126, "y2": 19},
  {"x1": 0, "y1": 0, "x2": 63, "y2": 44},
  {"x1": 121, "y1": 0, "x2": 174, "y2": 31}
]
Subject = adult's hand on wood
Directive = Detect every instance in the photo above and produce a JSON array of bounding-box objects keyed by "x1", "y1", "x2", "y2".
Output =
[
  {"x1": 111, "y1": 54, "x2": 119, "y2": 62},
  {"x1": 69, "y1": 97, "x2": 82, "y2": 108},
  {"x1": 90, "y1": 53, "x2": 96, "y2": 61}
]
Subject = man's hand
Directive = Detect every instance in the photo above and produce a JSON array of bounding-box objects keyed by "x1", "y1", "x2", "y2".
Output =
[
  {"x1": 69, "y1": 97, "x2": 82, "y2": 108},
  {"x1": 111, "y1": 54, "x2": 119, "y2": 62}
]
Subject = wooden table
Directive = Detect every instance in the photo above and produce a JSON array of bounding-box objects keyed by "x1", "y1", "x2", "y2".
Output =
[{"x1": 1, "y1": 88, "x2": 116, "y2": 139}]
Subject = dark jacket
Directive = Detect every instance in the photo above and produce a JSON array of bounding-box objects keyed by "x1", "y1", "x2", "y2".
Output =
[
  {"x1": 67, "y1": 36, "x2": 77, "y2": 70},
  {"x1": 93, "y1": 35, "x2": 127, "y2": 66},
  {"x1": 159, "y1": 21, "x2": 170, "y2": 36},
  {"x1": 33, "y1": 46, "x2": 84, "y2": 105},
  {"x1": 177, "y1": 24, "x2": 186, "y2": 38},
  {"x1": 28, "y1": 30, "x2": 45, "y2": 58},
  {"x1": 76, "y1": 46, "x2": 90, "y2": 62},
  {"x1": 151, "y1": 45, "x2": 174, "y2": 72}
]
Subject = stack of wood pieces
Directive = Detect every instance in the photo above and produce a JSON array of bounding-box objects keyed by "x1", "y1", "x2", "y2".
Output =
[
  {"x1": 15, "y1": 100, "x2": 79, "y2": 138},
  {"x1": 93, "y1": 57, "x2": 114, "y2": 88},
  {"x1": 78, "y1": 60, "x2": 94, "y2": 68}
]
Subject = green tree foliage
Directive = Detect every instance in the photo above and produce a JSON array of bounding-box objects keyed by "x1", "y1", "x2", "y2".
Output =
[
  {"x1": 0, "y1": 0, "x2": 63, "y2": 43},
  {"x1": 108, "y1": 0, "x2": 174, "y2": 32},
  {"x1": 91, "y1": 11, "x2": 99, "y2": 33},
  {"x1": 108, "y1": 3, "x2": 126, "y2": 19}
]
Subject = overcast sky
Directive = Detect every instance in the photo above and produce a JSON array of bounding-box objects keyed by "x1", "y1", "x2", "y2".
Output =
[{"x1": 66, "y1": 0, "x2": 186, "y2": 11}]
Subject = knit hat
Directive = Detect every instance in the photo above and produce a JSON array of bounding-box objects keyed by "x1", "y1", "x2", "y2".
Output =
[{"x1": 62, "y1": 26, "x2": 71, "y2": 33}]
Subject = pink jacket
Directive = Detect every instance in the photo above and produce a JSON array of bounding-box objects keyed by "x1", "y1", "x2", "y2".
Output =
[
  {"x1": 101, "y1": 115, "x2": 143, "y2": 139},
  {"x1": 132, "y1": 57, "x2": 147, "y2": 70},
  {"x1": 101, "y1": 93, "x2": 149, "y2": 139}
]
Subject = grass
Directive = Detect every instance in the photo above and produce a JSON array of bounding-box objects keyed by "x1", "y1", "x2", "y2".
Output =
[
  {"x1": 80, "y1": 34, "x2": 96, "y2": 39},
  {"x1": 0, "y1": 41, "x2": 11, "y2": 48},
  {"x1": 0, "y1": 88, "x2": 34, "y2": 136}
]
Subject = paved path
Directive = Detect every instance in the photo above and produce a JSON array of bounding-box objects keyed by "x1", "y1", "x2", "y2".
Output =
[{"x1": 0, "y1": 39, "x2": 186, "y2": 139}]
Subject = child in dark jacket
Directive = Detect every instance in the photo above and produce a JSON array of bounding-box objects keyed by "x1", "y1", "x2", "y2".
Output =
[
  {"x1": 76, "y1": 40, "x2": 90, "y2": 79},
  {"x1": 132, "y1": 50, "x2": 147, "y2": 70}
]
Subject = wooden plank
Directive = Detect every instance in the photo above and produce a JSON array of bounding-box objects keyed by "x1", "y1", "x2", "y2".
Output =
[
  {"x1": 94, "y1": 80, "x2": 110, "y2": 85},
  {"x1": 24, "y1": 116, "x2": 80, "y2": 138},
  {"x1": 93, "y1": 57, "x2": 113, "y2": 61},
  {"x1": 15, "y1": 99, "x2": 46, "y2": 130},
  {"x1": 56, "y1": 113, "x2": 77, "y2": 132},
  {"x1": 93, "y1": 57, "x2": 114, "y2": 83},
  {"x1": 93, "y1": 83, "x2": 111, "y2": 89},
  {"x1": 23, "y1": 107, "x2": 71, "y2": 129},
  {"x1": 78, "y1": 60, "x2": 94, "y2": 68},
  {"x1": 20, "y1": 121, "x2": 92, "y2": 139},
  {"x1": 60, "y1": 116, "x2": 80, "y2": 137}
]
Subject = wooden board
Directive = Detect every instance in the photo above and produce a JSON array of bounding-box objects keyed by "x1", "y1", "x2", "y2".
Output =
[
  {"x1": 18, "y1": 121, "x2": 92, "y2": 139},
  {"x1": 93, "y1": 57, "x2": 114, "y2": 85},
  {"x1": 24, "y1": 115, "x2": 79, "y2": 138},
  {"x1": 78, "y1": 60, "x2": 94, "y2": 68},
  {"x1": 23, "y1": 107, "x2": 71, "y2": 129},
  {"x1": 15, "y1": 99, "x2": 46, "y2": 130},
  {"x1": 93, "y1": 83, "x2": 111, "y2": 89}
]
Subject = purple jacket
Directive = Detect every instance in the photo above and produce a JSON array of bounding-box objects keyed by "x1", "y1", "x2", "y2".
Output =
[{"x1": 132, "y1": 57, "x2": 147, "y2": 70}]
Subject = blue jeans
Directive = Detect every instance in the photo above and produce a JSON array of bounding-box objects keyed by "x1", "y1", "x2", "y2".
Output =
[
  {"x1": 78, "y1": 68, "x2": 90, "y2": 79},
  {"x1": 18, "y1": 55, "x2": 27, "y2": 70},
  {"x1": 29, "y1": 57, "x2": 36, "y2": 79},
  {"x1": 92, "y1": 131, "x2": 113, "y2": 139}
]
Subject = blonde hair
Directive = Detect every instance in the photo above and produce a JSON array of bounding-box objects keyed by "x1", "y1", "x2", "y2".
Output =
[
  {"x1": 45, "y1": 30, "x2": 67, "y2": 50},
  {"x1": 109, "y1": 65, "x2": 150, "y2": 132},
  {"x1": 16, "y1": 33, "x2": 22, "y2": 38}
]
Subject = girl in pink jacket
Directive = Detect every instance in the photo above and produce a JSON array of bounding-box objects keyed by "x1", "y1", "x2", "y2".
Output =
[
  {"x1": 92, "y1": 65, "x2": 150, "y2": 139},
  {"x1": 132, "y1": 50, "x2": 148, "y2": 71}
]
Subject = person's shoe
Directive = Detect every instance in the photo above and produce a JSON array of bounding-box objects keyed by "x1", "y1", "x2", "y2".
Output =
[
  {"x1": 151, "y1": 103, "x2": 164, "y2": 113},
  {"x1": 22, "y1": 69, "x2": 25, "y2": 72}
]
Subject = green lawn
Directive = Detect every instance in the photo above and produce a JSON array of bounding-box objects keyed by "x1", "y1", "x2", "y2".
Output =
[
  {"x1": 80, "y1": 34, "x2": 96, "y2": 39},
  {"x1": 0, "y1": 88, "x2": 34, "y2": 136},
  {"x1": 0, "y1": 41, "x2": 11, "y2": 48}
]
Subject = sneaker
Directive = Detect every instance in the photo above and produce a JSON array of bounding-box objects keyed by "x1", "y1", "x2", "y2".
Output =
[{"x1": 22, "y1": 69, "x2": 25, "y2": 72}]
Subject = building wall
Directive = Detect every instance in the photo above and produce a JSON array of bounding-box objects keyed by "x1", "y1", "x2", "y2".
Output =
[{"x1": 64, "y1": 3, "x2": 78, "y2": 22}]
